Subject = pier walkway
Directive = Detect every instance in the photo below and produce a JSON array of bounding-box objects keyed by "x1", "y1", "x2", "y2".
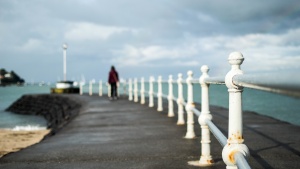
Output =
[{"x1": 1, "y1": 95, "x2": 300, "y2": 169}]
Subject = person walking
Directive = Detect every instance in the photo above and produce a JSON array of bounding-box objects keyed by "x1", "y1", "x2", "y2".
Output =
[{"x1": 108, "y1": 66, "x2": 119, "y2": 100}]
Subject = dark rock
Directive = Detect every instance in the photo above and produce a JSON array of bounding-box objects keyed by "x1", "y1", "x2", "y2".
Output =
[{"x1": 5, "y1": 94, "x2": 81, "y2": 135}]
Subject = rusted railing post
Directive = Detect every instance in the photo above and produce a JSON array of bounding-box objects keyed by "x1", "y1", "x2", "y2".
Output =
[
  {"x1": 198, "y1": 65, "x2": 214, "y2": 166},
  {"x1": 134, "y1": 78, "x2": 139, "y2": 102},
  {"x1": 89, "y1": 80, "x2": 93, "y2": 96},
  {"x1": 141, "y1": 77, "x2": 145, "y2": 104},
  {"x1": 128, "y1": 79, "x2": 133, "y2": 101},
  {"x1": 168, "y1": 75, "x2": 174, "y2": 117},
  {"x1": 177, "y1": 73, "x2": 185, "y2": 125},
  {"x1": 149, "y1": 76, "x2": 154, "y2": 107},
  {"x1": 157, "y1": 76, "x2": 163, "y2": 112},
  {"x1": 99, "y1": 80, "x2": 103, "y2": 96},
  {"x1": 222, "y1": 52, "x2": 249, "y2": 169},
  {"x1": 185, "y1": 71, "x2": 196, "y2": 139}
]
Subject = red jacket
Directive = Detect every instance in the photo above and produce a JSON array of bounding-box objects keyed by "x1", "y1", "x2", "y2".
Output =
[{"x1": 108, "y1": 70, "x2": 119, "y2": 84}]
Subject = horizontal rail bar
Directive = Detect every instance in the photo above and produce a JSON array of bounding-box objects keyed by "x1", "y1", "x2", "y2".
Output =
[
  {"x1": 172, "y1": 96, "x2": 178, "y2": 102},
  {"x1": 235, "y1": 152, "x2": 251, "y2": 169},
  {"x1": 191, "y1": 107, "x2": 201, "y2": 116},
  {"x1": 204, "y1": 76, "x2": 225, "y2": 85},
  {"x1": 161, "y1": 93, "x2": 168, "y2": 98},
  {"x1": 149, "y1": 80, "x2": 172, "y2": 83},
  {"x1": 150, "y1": 91, "x2": 186, "y2": 104},
  {"x1": 206, "y1": 119, "x2": 227, "y2": 147},
  {"x1": 233, "y1": 72, "x2": 300, "y2": 97},
  {"x1": 191, "y1": 79, "x2": 200, "y2": 84}
]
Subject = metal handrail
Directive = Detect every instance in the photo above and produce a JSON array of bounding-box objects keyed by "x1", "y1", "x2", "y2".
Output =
[
  {"x1": 106, "y1": 52, "x2": 300, "y2": 169},
  {"x1": 204, "y1": 76, "x2": 225, "y2": 85},
  {"x1": 156, "y1": 81, "x2": 248, "y2": 168},
  {"x1": 233, "y1": 72, "x2": 300, "y2": 97},
  {"x1": 191, "y1": 107, "x2": 201, "y2": 116},
  {"x1": 205, "y1": 119, "x2": 227, "y2": 147},
  {"x1": 191, "y1": 79, "x2": 200, "y2": 84},
  {"x1": 235, "y1": 152, "x2": 251, "y2": 169}
]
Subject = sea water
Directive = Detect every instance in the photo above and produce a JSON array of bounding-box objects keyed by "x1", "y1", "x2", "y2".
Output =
[
  {"x1": 111, "y1": 82, "x2": 300, "y2": 126},
  {"x1": 0, "y1": 85, "x2": 50, "y2": 129},
  {"x1": 1, "y1": 82, "x2": 300, "y2": 129}
]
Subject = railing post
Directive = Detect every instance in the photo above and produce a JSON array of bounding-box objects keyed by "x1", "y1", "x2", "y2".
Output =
[
  {"x1": 117, "y1": 82, "x2": 120, "y2": 97},
  {"x1": 185, "y1": 71, "x2": 196, "y2": 139},
  {"x1": 177, "y1": 73, "x2": 185, "y2": 125},
  {"x1": 128, "y1": 79, "x2": 133, "y2": 101},
  {"x1": 99, "y1": 80, "x2": 103, "y2": 96},
  {"x1": 79, "y1": 83, "x2": 83, "y2": 95},
  {"x1": 134, "y1": 78, "x2": 139, "y2": 102},
  {"x1": 107, "y1": 83, "x2": 111, "y2": 97},
  {"x1": 168, "y1": 75, "x2": 174, "y2": 117},
  {"x1": 123, "y1": 80, "x2": 127, "y2": 95},
  {"x1": 89, "y1": 80, "x2": 93, "y2": 96},
  {"x1": 149, "y1": 76, "x2": 154, "y2": 107},
  {"x1": 222, "y1": 52, "x2": 249, "y2": 169},
  {"x1": 157, "y1": 76, "x2": 163, "y2": 112},
  {"x1": 140, "y1": 77, "x2": 145, "y2": 104},
  {"x1": 198, "y1": 65, "x2": 213, "y2": 166}
]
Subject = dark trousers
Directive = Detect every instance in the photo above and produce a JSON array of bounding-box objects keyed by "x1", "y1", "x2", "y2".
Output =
[{"x1": 110, "y1": 83, "x2": 118, "y2": 97}]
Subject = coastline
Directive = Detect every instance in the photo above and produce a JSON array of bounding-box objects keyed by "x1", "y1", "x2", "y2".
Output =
[
  {"x1": 0, "y1": 129, "x2": 50, "y2": 158},
  {"x1": 0, "y1": 94, "x2": 83, "y2": 158}
]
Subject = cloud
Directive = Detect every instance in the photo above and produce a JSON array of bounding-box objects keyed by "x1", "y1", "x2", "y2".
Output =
[
  {"x1": 197, "y1": 12, "x2": 218, "y2": 23},
  {"x1": 17, "y1": 39, "x2": 43, "y2": 52},
  {"x1": 109, "y1": 27, "x2": 300, "y2": 76},
  {"x1": 112, "y1": 44, "x2": 199, "y2": 66},
  {"x1": 64, "y1": 22, "x2": 137, "y2": 41},
  {"x1": 1, "y1": 0, "x2": 300, "y2": 81}
]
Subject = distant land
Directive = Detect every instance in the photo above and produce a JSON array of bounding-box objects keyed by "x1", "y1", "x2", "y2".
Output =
[{"x1": 0, "y1": 68, "x2": 25, "y2": 86}]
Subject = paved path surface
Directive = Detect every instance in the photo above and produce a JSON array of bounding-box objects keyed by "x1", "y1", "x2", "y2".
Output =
[{"x1": 1, "y1": 95, "x2": 300, "y2": 169}]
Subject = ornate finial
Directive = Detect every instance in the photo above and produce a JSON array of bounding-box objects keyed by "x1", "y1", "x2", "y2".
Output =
[
  {"x1": 158, "y1": 76, "x2": 162, "y2": 82},
  {"x1": 149, "y1": 76, "x2": 154, "y2": 81},
  {"x1": 200, "y1": 65, "x2": 209, "y2": 85},
  {"x1": 186, "y1": 71, "x2": 193, "y2": 84},
  {"x1": 168, "y1": 75, "x2": 173, "y2": 83},
  {"x1": 178, "y1": 73, "x2": 182, "y2": 78},
  {"x1": 225, "y1": 51, "x2": 244, "y2": 89},
  {"x1": 187, "y1": 70, "x2": 193, "y2": 77},
  {"x1": 228, "y1": 51, "x2": 244, "y2": 68},
  {"x1": 201, "y1": 65, "x2": 209, "y2": 74}
]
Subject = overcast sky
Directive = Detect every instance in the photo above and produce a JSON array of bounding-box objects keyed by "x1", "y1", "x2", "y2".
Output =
[{"x1": 1, "y1": 0, "x2": 300, "y2": 83}]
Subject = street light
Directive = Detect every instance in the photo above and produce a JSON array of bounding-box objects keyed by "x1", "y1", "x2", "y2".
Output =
[
  {"x1": 62, "y1": 43, "x2": 68, "y2": 81},
  {"x1": 52, "y1": 43, "x2": 79, "y2": 93}
]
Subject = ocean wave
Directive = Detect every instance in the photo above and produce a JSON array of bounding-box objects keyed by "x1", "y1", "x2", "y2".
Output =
[{"x1": 12, "y1": 125, "x2": 47, "y2": 131}]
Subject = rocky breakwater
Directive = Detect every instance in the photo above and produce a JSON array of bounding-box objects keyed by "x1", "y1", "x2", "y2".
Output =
[{"x1": 6, "y1": 94, "x2": 82, "y2": 135}]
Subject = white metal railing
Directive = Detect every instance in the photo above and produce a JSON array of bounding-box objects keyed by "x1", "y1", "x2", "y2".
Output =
[
  {"x1": 84, "y1": 51, "x2": 300, "y2": 169},
  {"x1": 125, "y1": 51, "x2": 253, "y2": 168},
  {"x1": 123, "y1": 53, "x2": 250, "y2": 168},
  {"x1": 79, "y1": 80, "x2": 126, "y2": 98}
]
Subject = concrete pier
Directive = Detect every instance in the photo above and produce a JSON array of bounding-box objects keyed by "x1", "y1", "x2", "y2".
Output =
[{"x1": 1, "y1": 95, "x2": 300, "y2": 168}]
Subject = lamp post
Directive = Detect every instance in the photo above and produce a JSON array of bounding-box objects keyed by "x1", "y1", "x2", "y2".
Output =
[
  {"x1": 62, "y1": 43, "x2": 68, "y2": 81},
  {"x1": 52, "y1": 43, "x2": 79, "y2": 94}
]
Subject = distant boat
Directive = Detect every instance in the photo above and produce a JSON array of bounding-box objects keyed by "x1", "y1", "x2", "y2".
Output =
[{"x1": 39, "y1": 81, "x2": 45, "y2": 86}]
